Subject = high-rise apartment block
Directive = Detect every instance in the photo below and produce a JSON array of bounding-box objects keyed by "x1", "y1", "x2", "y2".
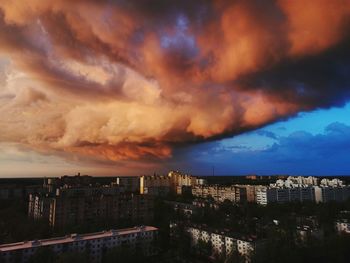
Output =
[
  {"x1": 29, "y1": 187, "x2": 154, "y2": 228},
  {"x1": 139, "y1": 171, "x2": 206, "y2": 196},
  {"x1": 192, "y1": 185, "x2": 247, "y2": 203}
]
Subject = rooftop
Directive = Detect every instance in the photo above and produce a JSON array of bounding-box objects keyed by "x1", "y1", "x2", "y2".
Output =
[{"x1": 0, "y1": 226, "x2": 158, "y2": 252}]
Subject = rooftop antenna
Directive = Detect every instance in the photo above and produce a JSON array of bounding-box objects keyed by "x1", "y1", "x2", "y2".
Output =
[{"x1": 212, "y1": 166, "x2": 215, "y2": 177}]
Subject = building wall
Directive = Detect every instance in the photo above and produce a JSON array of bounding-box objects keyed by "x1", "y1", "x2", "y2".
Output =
[
  {"x1": 0, "y1": 226, "x2": 158, "y2": 263},
  {"x1": 192, "y1": 185, "x2": 248, "y2": 203},
  {"x1": 50, "y1": 193, "x2": 154, "y2": 228},
  {"x1": 186, "y1": 226, "x2": 259, "y2": 261},
  {"x1": 29, "y1": 192, "x2": 154, "y2": 228}
]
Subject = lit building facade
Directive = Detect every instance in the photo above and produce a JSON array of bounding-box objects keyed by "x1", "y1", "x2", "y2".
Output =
[{"x1": 186, "y1": 225, "x2": 264, "y2": 262}]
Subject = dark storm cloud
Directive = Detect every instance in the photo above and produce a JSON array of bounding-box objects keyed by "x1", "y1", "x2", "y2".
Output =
[{"x1": 0, "y1": 0, "x2": 350, "y2": 165}]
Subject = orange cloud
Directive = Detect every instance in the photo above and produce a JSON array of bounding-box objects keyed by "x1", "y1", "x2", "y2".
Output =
[{"x1": 0, "y1": 0, "x2": 349, "y2": 165}]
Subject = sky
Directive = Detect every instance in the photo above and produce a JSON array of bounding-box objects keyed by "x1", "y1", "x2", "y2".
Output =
[{"x1": 1, "y1": 0, "x2": 350, "y2": 177}]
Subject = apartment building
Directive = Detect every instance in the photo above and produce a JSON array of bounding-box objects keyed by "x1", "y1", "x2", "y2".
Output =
[
  {"x1": 28, "y1": 193, "x2": 52, "y2": 220},
  {"x1": 43, "y1": 174, "x2": 93, "y2": 193},
  {"x1": 29, "y1": 188, "x2": 154, "y2": 228},
  {"x1": 256, "y1": 186, "x2": 268, "y2": 205},
  {"x1": 256, "y1": 186, "x2": 316, "y2": 205},
  {"x1": 139, "y1": 171, "x2": 205, "y2": 196},
  {"x1": 192, "y1": 185, "x2": 247, "y2": 203},
  {"x1": 186, "y1": 225, "x2": 264, "y2": 262},
  {"x1": 256, "y1": 181, "x2": 350, "y2": 205},
  {"x1": 0, "y1": 226, "x2": 158, "y2": 263},
  {"x1": 319, "y1": 186, "x2": 350, "y2": 202},
  {"x1": 113, "y1": 176, "x2": 140, "y2": 193},
  {"x1": 140, "y1": 175, "x2": 171, "y2": 196}
]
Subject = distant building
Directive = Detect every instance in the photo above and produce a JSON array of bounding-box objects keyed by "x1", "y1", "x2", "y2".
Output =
[
  {"x1": 243, "y1": 185, "x2": 258, "y2": 203},
  {"x1": 186, "y1": 225, "x2": 264, "y2": 262},
  {"x1": 0, "y1": 226, "x2": 158, "y2": 263},
  {"x1": 43, "y1": 173, "x2": 93, "y2": 193},
  {"x1": 256, "y1": 186, "x2": 268, "y2": 205},
  {"x1": 319, "y1": 186, "x2": 350, "y2": 202},
  {"x1": 0, "y1": 184, "x2": 44, "y2": 200},
  {"x1": 192, "y1": 185, "x2": 247, "y2": 203},
  {"x1": 255, "y1": 177, "x2": 350, "y2": 205},
  {"x1": 140, "y1": 175, "x2": 171, "y2": 196},
  {"x1": 139, "y1": 171, "x2": 206, "y2": 196},
  {"x1": 0, "y1": 185, "x2": 23, "y2": 199},
  {"x1": 112, "y1": 176, "x2": 140, "y2": 193}
]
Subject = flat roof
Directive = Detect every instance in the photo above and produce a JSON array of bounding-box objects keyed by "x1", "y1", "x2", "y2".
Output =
[{"x1": 0, "y1": 226, "x2": 158, "y2": 252}]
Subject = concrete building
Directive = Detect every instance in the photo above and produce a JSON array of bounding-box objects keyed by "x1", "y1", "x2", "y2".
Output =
[
  {"x1": 0, "y1": 226, "x2": 158, "y2": 263},
  {"x1": 112, "y1": 176, "x2": 140, "y2": 193},
  {"x1": 29, "y1": 188, "x2": 154, "y2": 228},
  {"x1": 265, "y1": 176, "x2": 350, "y2": 204},
  {"x1": 256, "y1": 186, "x2": 317, "y2": 205},
  {"x1": 256, "y1": 186, "x2": 268, "y2": 205},
  {"x1": 192, "y1": 185, "x2": 247, "y2": 203},
  {"x1": 0, "y1": 184, "x2": 45, "y2": 200},
  {"x1": 140, "y1": 175, "x2": 171, "y2": 196},
  {"x1": 272, "y1": 176, "x2": 319, "y2": 188},
  {"x1": 139, "y1": 171, "x2": 206, "y2": 196},
  {"x1": 28, "y1": 194, "x2": 52, "y2": 220},
  {"x1": 241, "y1": 185, "x2": 258, "y2": 203},
  {"x1": 320, "y1": 178, "x2": 344, "y2": 187},
  {"x1": 186, "y1": 225, "x2": 264, "y2": 262},
  {"x1": 319, "y1": 186, "x2": 350, "y2": 202},
  {"x1": 43, "y1": 174, "x2": 93, "y2": 193}
]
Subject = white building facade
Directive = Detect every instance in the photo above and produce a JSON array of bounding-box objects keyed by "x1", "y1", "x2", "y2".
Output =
[{"x1": 186, "y1": 226, "x2": 263, "y2": 262}]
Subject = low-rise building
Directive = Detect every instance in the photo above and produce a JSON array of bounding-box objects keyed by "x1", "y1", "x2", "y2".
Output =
[
  {"x1": 0, "y1": 226, "x2": 158, "y2": 263},
  {"x1": 186, "y1": 225, "x2": 264, "y2": 262}
]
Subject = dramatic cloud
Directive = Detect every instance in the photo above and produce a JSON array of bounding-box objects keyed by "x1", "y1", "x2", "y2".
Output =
[{"x1": 0, "y1": 0, "x2": 350, "y2": 167}]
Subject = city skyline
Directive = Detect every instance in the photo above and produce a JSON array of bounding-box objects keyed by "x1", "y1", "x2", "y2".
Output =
[{"x1": 1, "y1": 1, "x2": 350, "y2": 177}]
